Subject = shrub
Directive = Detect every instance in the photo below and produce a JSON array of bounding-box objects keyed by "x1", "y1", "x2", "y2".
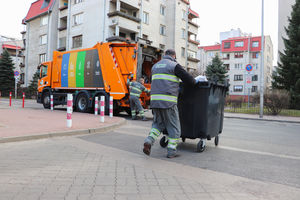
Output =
[{"x1": 264, "y1": 89, "x2": 290, "y2": 115}]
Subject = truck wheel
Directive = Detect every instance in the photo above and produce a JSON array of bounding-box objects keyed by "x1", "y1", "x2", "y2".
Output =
[
  {"x1": 76, "y1": 93, "x2": 89, "y2": 112},
  {"x1": 42, "y1": 91, "x2": 50, "y2": 109}
]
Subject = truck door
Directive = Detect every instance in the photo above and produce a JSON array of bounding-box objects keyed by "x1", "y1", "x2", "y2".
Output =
[{"x1": 38, "y1": 63, "x2": 51, "y2": 93}]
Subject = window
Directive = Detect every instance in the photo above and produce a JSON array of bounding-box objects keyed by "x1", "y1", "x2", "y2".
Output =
[
  {"x1": 39, "y1": 35, "x2": 47, "y2": 45},
  {"x1": 119, "y1": 32, "x2": 126, "y2": 38},
  {"x1": 181, "y1": 29, "x2": 185, "y2": 39},
  {"x1": 222, "y1": 53, "x2": 230, "y2": 60},
  {"x1": 252, "y1": 75, "x2": 258, "y2": 81},
  {"x1": 73, "y1": 13, "x2": 83, "y2": 26},
  {"x1": 252, "y1": 52, "x2": 259, "y2": 58},
  {"x1": 72, "y1": 35, "x2": 82, "y2": 48},
  {"x1": 181, "y1": 47, "x2": 185, "y2": 57},
  {"x1": 252, "y1": 41, "x2": 259, "y2": 47},
  {"x1": 160, "y1": 5, "x2": 165, "y2": 15},
  {"x1": 234, "y1": 52, "x2": 243, "y2": 58},
  {"x1": 233, "y1": 85, "x2": 243, "y2": 92},
  {"x1": 142, "y1": 12, "x2": 149, "y2": 24},
  {"x1": 224, "y1": 64, "x2": 230, "y2": 70},
  {"x1": 41, "y1": 64, "x2": 48, "y2": 78},
  {"x1": 254, "y1": 64, "x2": 258, "y2": 70},
  {"x1": 159, "y1": 25, "x2": 166, "y2": 35},
  {"x1": 40, "y1": 15, "x2": 48, "y2": 26},
  {"x1": 39, "y1": 53, "x2": 46, "y2": 63},
  {"x1": 251, "y1": 86, "x2": 258, "y2": 92},
  {"x1": 75, "y1": 0, "x2": 83, "y2": 4},
  {"x1": 187, "y1": 50, "x2": 196, "y2": 59},
  {"x1": 142, "y1": 34, "x2": 148, "y2": 40},
  {"x1": 234, "y1": 63, "x2": 243, "y2": 69},
  {"x1": 234, "y1": 41, "x2": 244, "y2": 47},
  {"x1": 234, "y1": 75, "x2": 243, "y2": 81},
  {"x1": 224, "y1": 42, "x2": 231, "y2": 49},
  {"x1": 182, "y1": 10, "x2": 186, "y2": 19}
]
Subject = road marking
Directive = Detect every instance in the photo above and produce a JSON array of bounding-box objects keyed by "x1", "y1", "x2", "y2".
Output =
[{"x1": 219, "y1": 145, "x2": 300, "y2": 161}]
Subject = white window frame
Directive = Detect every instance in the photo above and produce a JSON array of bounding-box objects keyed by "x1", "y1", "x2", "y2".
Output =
[
  {"x1": 39, "y1": 34, "x2": 47, "y2": 45},
  {"x1": 40, "y1": 15, "x2": 48, "y2": 26},
  {"x1": 182, "y1": 10, "x2": 186, "y2": 20},
  {"x1": 73, "y1": 13, "x2": 83, "y2": 26},
  {"x1": 252, "y1": 41, "x2": 259, "y2": 48},
  {"x1": 181, "y1": 47, "x2": 185, "y2": 57},
  {"x1": 72, "y1": 35, "x2": 82, "y2": 48},
  {"x1": 160, "y1": 5, "x2": 165, "y2": 16},
  {"x1": 181, "y1": 29, "x2": 185, "y2": 39},
  {"x1": 159, "y1": 25, "x2": 166, "y2": 36},
  {"x1": 233, "y1": 85, "x2": 243, "y2": 92},
  {"x1": 142, "y1": 12, "x2": 149, "y2": 24},
  {"x1": 234, "y1": 41, "x2": 244, "y2": 47},
  {"x1": 39, "y1": 53, "x2": 46, "y2": 64},
  {"x1": 75, "y1": 0, "x2": 83, "y2": 4}
]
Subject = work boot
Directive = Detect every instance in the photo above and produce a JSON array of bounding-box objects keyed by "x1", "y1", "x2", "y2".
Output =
[
  {"x1": 143, "y1": 142, "x2": 151, "y2": 156},
  {"x1": 142, "y1": 116, "x2": 147, "y2": 121},
  {"x1": 167, "y1": 148, "x2": 179, "y2": 158},
  {"x1": 132, "y1": 115, "x2": 137, "y2": 120}
]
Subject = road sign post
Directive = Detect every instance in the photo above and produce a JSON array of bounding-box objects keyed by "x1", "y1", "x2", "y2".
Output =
[{"x1": 245, "y1": 64, "x2": 253, "y2": 108}]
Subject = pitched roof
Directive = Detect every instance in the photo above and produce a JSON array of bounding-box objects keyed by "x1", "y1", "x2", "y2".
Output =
[
  {"x1": 23, "y1": 0, "x2": 54, "y2": 23},
  {"x1": 189, "y1": 9, "x2": 199, "y2": 18},
  {"x1": 2, "y1": 44, "x2": 21, "y2": 50},
  {"x1": 200, "y1": 44, "x2": 221, "y2": 51}
]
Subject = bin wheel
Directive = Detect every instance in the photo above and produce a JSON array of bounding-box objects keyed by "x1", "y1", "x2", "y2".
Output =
[
  {"x1": 214, "y1": 136, "x2": 219, "y2": 146},
  {"x1": 182, "y1": 137, "x2": 186, "y2": 142},
  {"x1": 160, "y1": 136, "x2": 168, "y2": 148},
  {"x1": 197, "y1": 140, "x2": 206, "y2": 153}
]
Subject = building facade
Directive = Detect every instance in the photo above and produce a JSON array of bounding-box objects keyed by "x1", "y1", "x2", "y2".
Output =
[
  {"x1": 22, "y1": 0, "x2": 199, "y2": 86},
  {"x1": 0, "y1": 36, "x2": 24, "y2": 83},
  {"x1": 199, "y1": 35, "x2": 274, "y2": 98}
]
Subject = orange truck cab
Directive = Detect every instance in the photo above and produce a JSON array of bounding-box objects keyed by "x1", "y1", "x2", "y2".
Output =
[{"x1": 37, "y1": 42, "x2": 157, "y2": 114}]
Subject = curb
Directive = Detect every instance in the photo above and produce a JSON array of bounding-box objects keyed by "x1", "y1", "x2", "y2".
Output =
[
  {"x1": 224, "y1": 116, "x2": 300, "y2": 124},
  {"x1": 0, "y1": 118, "x2": 127, "y2": 144}
]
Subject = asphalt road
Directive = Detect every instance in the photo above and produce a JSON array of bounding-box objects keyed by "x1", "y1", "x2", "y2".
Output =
[{"x1": 80, "y1": 116, "x2": 300, "y2": 189}]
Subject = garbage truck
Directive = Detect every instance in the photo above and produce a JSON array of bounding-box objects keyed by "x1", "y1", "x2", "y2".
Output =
[{"x1": 37, "y1": 42, "x2": 158, "y2": 114}]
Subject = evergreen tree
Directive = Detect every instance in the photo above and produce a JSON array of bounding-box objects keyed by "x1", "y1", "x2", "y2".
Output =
[
  {"x1": 27, "y1": 69, "x2": 40, "y2": 97},
  {"x1": 205, "y1": 55, "x2": 228, "y2": 84},
  {"x1": 0, "y1": 49, "x2": 15, "y2": 96},
  {"x1": 272, "y1": 0, "x2": 300, "y2": 109}
]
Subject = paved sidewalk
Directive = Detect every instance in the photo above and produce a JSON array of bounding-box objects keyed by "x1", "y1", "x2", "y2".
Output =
[{"x1": 0, "y1": 106, "x2": 125, "y2": 143}]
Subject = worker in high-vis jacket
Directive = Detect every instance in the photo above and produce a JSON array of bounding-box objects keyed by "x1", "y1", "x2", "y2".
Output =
[
  {"x1": 128, "y1": 77, "x2": 150, "y2": 121},
  {"x1": 143, "y1": 49, "x2": 197, "y2": 158}
]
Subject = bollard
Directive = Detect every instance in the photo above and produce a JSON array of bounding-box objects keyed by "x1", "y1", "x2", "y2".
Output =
[
  {"x1": 9, "y1": 92, "x2": 12, "y2": 107},
  {"x1": 50, "y1": 95, "x2": 54, "y2": 111},
  {"x1": 22, "y1": 93, "x2": 25, "y2": 108},
  {"x1": 67, "y1": 94, "x2": 73, "y2": 128},
  {"x1": 109, "y1": 96, "x2": 113, "y2": 118},
  {"x1": 94, "y1": 96, "x2": 98, "y2": 115},
  {"x1": 100, "y1": 96, "x2": 105, "y2": 123}
]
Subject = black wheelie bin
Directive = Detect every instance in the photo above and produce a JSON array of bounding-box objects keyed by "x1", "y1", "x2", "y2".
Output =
[{"x1": 159, "y1": 81, "x2": 228, "y2": 152}]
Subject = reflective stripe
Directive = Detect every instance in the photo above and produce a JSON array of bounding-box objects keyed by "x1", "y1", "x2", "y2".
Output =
[
  {"x1": 152, "y1": 74, "x2": 180, "y2": 83},
  {"x1": 167, "y1": 137, "x2": 179, "y2": 149},
  {"x1": 151, "y1": 94, "x2": 177, "y2": 103},
  {"x1": 149, "y1": 128, "x2": 160, "y2": 140},
  {"x1": 130, "y1": 93, "x2": 140, "y2": 97},
  {"x1": 132, "y1": 86, "x2": 142, "y2": 93}
]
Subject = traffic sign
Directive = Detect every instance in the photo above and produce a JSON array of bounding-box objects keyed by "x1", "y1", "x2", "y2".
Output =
[
  {"x1": 14, "y1": 71, "x2": 20, "y2": 77},
  {"x1": 246, "y1": 64, "x2": 253, "y2": 72}
]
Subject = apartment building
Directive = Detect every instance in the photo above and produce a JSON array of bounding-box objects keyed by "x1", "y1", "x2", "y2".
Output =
[
  {"x1": 199, "y1": 35, "x2": 274, "y2": 98},
  {"x1": 0, "y1": 36, "x2": 24, "y2": 83},
  {"x1": 21, "y1": 0, "x2": 199, "y2": 86},
  {"x1": 278, "y1": 0, "x2": 295, "y2": 57}
]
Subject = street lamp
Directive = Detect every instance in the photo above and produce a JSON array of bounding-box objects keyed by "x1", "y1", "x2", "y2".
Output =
[{"x1": 259, "y1": 0, "x2": 264, "y2": 118}]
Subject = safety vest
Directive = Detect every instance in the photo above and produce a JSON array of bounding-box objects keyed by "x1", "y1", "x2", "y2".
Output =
[
  {"x1": 150, "y1": 55, "x2": 179, "y2": 108},
  {"x1": 129, "y1": 81, "x2": 147, "y2": 97}
]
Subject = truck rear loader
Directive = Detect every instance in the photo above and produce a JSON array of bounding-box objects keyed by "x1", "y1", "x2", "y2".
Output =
[{"x1": 37, "y1": 42, "x2": 151, "y2": 114}]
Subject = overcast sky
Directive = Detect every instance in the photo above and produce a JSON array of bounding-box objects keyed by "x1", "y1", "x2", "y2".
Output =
[{"x1": 0, "y1": 0, "x2": 278, "y2": 63}]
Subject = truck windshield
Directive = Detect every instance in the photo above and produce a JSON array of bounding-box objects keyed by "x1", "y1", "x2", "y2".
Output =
[{"x1": 41, "y1": 65, "x2": 48, "y2": 78}]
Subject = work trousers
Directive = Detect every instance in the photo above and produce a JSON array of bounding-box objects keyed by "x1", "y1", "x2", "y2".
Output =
[
  {"x1": 129, "y1": 96, "x2": 144, "y2": 117},
  {"x1": 145, "y1": 105, "x2": 181, "y2": 152}
]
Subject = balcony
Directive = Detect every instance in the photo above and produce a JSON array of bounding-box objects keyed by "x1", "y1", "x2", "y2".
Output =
[
  {"x1": 187, "y1": 56, "x2": 200, "y2": 63},
  {"x1": 188, "y1": 38, "x2": 199, "y2": 46},
  {"x1": 109, "y1": 15, "x2": 139, "y2": 33},
  {"x1": 58, "y1": 26, "x2": 67, "y2": 31},
  {"x1": 107, "y1": 11, "x2": 140, "y2": 23},
  {"x1": 188, "y1": 20, "x2": 199, "y2": 28},
  {"x1": 59, "y1": 5, "x2": 68, "y2": 11}
]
